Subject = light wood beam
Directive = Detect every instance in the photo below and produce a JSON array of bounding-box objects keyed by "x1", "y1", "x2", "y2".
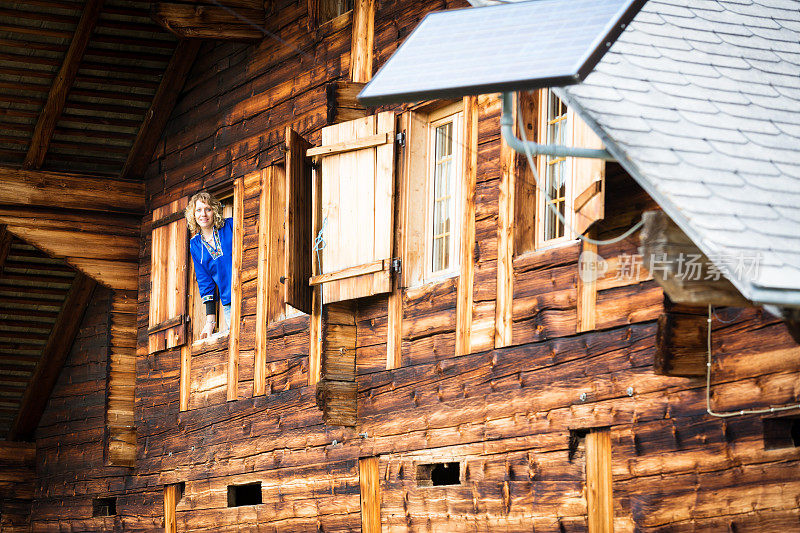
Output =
[
  {"x1": 24, "y1": 0, "x2": 105, "y2": 169},
  {"x1": 455, "y1": 96, "x2": 478, "y2": 356},
  {"x1": 349, "y1": 0, "x2": 374, "y2": 83},
  {"x1": 0, "y1": 167, "x2": 144, "y2": 214},
  {"x1": 8, "y1": 273, "x2": 96, "y2": 440},
  {"x1": 121, "y1": 39, "x2": 201, "y2": 180},
  {"x1": 495, "y1": 95, "x2": 516, "y2": 349}
]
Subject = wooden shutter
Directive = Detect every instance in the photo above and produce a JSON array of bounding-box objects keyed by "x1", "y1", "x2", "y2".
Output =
[
  {"x1": 572, "y1": 113, "x2": 605, "y2": 236},
  {"x1": 307, "y1": 111, "x2": 395, "y2": 305},
  {"x1": 148, "y1": 198, "x2": 188, "y2": 354},
  {"x1": 285, "y1": 128, "x2": 313, "y2": 314}
]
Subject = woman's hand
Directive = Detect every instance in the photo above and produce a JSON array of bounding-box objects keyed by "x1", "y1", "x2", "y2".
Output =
[{"x1": 199, "y1": 315, "x2": 216, "y2": 339}]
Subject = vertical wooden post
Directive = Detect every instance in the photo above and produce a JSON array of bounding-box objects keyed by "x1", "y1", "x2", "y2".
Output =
[
  {"x1": 359, "y1": 456, "x2": 381, "y2": 533},
  {"x1": 255, "y1": 168, "x2": 271, "y2": 396},
  {"x1": 387, "y1": 113, "x2": 408, "y2": 370},
  {"x1": 586, "y1": 429, "x2": 613, "y2": 533},
  {"x1": 350, "y1": 0, "x2": 375, "y2": 83},
  {"x1": 455, "y1": 96, "x2": 478, "y2": 356},
  {"x1": 495, "y1": 94, "x2": 516, "y2": 349},
  {"x1": 163, "y1": 484, "x2": 178, "y2": 533},
  {"x1": 386, "y1": 291, "x2": 402, "y2": 369},
  {"x1": 179, "y1": 345, "x2": 191, "y2": 412},
  {"x1": 227, "y1": 176, "x2": 244, "y2": 402},
  {"x1": 576, "y1": 230, "x2": 598, "y2": 333}
]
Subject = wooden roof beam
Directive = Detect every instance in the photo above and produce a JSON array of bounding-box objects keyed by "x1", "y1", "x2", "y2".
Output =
[
  {"x1": 23, "y1": 0, "x2": 105, "y2": 169},
  {"x1": 151, "y1": 1, "x2": 265, "y2": 40},
  {"x1": 8, "y1": 273, "x2": 96, "y2": 441},
  {"x1": 0, "y1": 167, "x2": 144, "y2": 214},
  {"x1": 640, "y1": 210, "x2": 750, "y2": 307},
  {"x1": 120, "y1": 39, "x2": 201, "y2": 180}
]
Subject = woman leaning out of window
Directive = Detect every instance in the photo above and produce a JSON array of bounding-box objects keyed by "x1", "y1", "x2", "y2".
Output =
[{"x1": 185, "y1": 192, "x2": 233, "y2": 339}]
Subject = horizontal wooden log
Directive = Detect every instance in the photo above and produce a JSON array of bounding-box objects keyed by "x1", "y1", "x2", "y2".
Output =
[
  {"x1": 151, "y1": 1, "x2": 265, "y2": 40},
  {"x1": 0, "y1": 167, "x2": 144, "y2": 214}
]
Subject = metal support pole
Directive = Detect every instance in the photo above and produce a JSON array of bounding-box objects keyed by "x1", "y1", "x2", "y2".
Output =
[{"x1": 500, "y1": 92, "x2": 616, "y2": 161}]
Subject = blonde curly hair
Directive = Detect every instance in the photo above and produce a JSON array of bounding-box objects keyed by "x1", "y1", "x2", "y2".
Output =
[{"x1": 185, "y1": 191, "x2": 224, "y2": 235}]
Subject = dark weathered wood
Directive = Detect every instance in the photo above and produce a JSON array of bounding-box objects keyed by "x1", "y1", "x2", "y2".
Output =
[
  {"x1": 0, "y1": 225, "x2": 11, "y2": 272},
  {"x1": 151, "y1": 2, "x2": 265, "y2": 40},
  {"x1": 121, "y1": 39, "x2": 201, "y2": 180},
  {"x1": 640, "y1": 210, "x2": 750, "y2": 307},
  {"x1": 23, "y1": 0, "x2": 105, "y2": 169},
  {"x1": 8, "y1": 273, "x2": 96, "y2": 440},
  {"x1": 655, "y1": 302, "x2": 709, "y2": 377},
  {"x1": 0, "y1": 167, "x2": 145, "y2": 214},
  {"x1": 285, "y1": 128, "x2": 313, "y2": 314},
  {"x1": 326, "y1": 81, "x2": 369, "y2": 125}
]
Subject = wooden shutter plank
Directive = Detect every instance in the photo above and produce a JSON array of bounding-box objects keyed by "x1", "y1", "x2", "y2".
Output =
[
  {"x1": 572, "y1": 113, "x2": 605, "y2": 236},
  {"x1": 306, "y1": 132, "x2": 388, "y2": 158},
  {"x1": 310, "y1": 259, "x2": 388, "y2": 285},
  {"x1": 267, "y1": 166, "x2": 286, "y2": 323},
  {"x1": 285, "y1": 128, "x2": 313, "y2": 314},
  {"x1": 355, "y1": 115, "x2": 375, "y2": 295},
  {"x1": 372, "y1": 111, "x2": 395, "y2": 297},
  {"x1": 317, "y1": 112, "x2": 395, "y2": 304},
  {"x1": 148, "y1": 197, "x2": 188, "y2": 353}
]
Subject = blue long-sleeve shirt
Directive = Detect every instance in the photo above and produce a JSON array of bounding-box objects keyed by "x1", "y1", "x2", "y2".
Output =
[{"x1": 189, "y1": 217, "x2": 233, "y2": 307}]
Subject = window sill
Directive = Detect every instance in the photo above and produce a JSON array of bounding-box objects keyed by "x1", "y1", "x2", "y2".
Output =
[
  {"x1": 425, "y1": 269, "x2": 460, "y2": 285},
  {"x1": 191, "y1": 333, "x2": 229, "y2": 355}
]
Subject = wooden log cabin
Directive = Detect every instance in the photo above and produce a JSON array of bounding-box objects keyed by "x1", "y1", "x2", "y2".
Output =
[{"x1": 1, "y1": 0, "x2": 799, "y2": 531}]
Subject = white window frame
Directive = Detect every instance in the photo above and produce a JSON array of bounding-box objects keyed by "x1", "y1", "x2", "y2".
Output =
[
  {"x1": 536, "y1": 89, "x2": 575, "y2": 249},
  {"x1": 425, "y1": 104, "x2": 464, "y2": 281}
]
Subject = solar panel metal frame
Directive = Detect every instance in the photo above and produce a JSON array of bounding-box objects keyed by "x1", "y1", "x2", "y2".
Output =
[{"x1": 358, "y1": 0, "x2": 646, "y2": 106}]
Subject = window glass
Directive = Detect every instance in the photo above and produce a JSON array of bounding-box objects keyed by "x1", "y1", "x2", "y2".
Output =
[
  {"x1": 543, "y1": 92, "x2": 568, "y2": 242},
  {"x1": 432, "y1": 120, "x2": 454, "y2": 273}
]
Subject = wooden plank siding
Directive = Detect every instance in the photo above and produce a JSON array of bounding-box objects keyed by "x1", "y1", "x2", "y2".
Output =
[{"x1": 20, "y1": 1, "x2": 800, "y2": 532}]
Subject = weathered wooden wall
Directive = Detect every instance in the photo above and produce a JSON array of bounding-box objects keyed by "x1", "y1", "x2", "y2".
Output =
[
  {"x1": 0, "y1": 442, "x2": 35, "y2": 532},
  {"x1": 29, "y1": 287, "x2": 154, "y2": 532},
  {"x1": 20, "y1": 0, "x2": 800, "y2": 531}
]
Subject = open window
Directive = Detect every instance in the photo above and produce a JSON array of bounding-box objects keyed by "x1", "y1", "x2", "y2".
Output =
[
  {"x1": 514, "y1": 89, "x2": 606, "y2": 255},
  {"x1": 185, "y1": 185, "x2": 244, "y2": 348},
  {"x1": 401, "y1": 101, "x2": 467, "y2": 288},
  {"x1": 188, "y1": 191, "x2": 234, "y2": 344}
]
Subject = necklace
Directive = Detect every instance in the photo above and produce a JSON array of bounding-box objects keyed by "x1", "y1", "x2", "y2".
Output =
[{"x1": 200, "y1": 228, "x2": 223, "y2": 259}]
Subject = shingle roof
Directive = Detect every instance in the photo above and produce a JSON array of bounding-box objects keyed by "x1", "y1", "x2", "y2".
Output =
[{"x1": 556, "y1": 0, "x2": 800, "y2": 308}]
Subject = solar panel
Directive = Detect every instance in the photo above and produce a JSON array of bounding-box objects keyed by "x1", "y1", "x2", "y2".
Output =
[{"x1": 358, "y1": 0, "x2": 645, "y2": 106}]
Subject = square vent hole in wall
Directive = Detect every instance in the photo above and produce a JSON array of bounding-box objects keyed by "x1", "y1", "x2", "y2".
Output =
[
  {"x1": 227, "y1": 482, "x2": 262, "y2": 507},
  {"x1": 416, "y1": 462, "x2": 461, "y2": 487},
  {"x1": 763, "y1": 416, "x2": 800, "y2": 450},
  {"x1": 92, "y1": 497, "x2": 116, "y2": 517}
]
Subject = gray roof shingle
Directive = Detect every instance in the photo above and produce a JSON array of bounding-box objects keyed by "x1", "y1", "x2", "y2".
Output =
[{"x1": 557, "y1": 0, "x2": 800, "y2": 306}]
